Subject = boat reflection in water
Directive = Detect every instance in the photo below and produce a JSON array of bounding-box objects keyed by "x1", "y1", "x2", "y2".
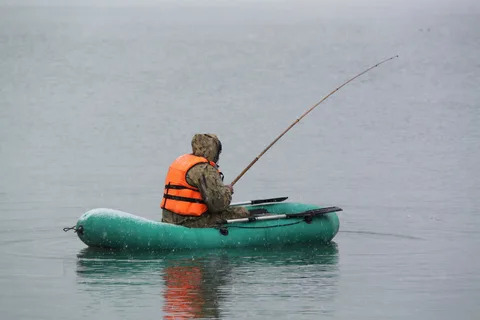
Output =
[{"x1": 76, "y1": 243, "x2": 339, "y2": 319}]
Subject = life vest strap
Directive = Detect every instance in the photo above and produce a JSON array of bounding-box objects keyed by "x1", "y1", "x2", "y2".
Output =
[
  {"x1": 163, "y1": 194, "x2": 205, "y2": 204},
  {"x1": 164, "y1": 184, "x2": 198, "y2": 191}
]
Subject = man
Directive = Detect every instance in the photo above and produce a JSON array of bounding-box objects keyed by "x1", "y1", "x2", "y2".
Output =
[{"x1": 161, "y1": 134, "x2": 249, "y2": 228}]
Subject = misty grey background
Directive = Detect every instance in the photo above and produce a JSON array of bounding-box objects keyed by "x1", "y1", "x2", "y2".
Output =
[{"x1": 1, "y1": 0, "x2": 479, "y2": 319}]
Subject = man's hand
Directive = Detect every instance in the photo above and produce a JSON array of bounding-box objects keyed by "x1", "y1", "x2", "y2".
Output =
[{"x1": 226, "y1": 184, "x2": 234, "y2": 194}]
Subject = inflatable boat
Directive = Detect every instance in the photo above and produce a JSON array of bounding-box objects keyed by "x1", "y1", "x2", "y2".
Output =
[{"x1": 68, "y1": 200, "x2": 341, "y2": 251}]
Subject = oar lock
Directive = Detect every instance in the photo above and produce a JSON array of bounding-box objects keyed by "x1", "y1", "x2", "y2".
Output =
[
  {"x1": 303, "y1": 214, "x2": 314, "y2": 224},
  {"x1": 219, "y1": 226, "x2": 229, "y2": 236}
]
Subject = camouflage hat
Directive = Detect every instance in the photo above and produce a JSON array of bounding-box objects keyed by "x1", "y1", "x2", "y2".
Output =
[{"x1": 191, "y1": 134, "x2": 222, "y2": 163}]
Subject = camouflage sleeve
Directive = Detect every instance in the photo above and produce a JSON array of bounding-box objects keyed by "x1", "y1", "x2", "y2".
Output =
[{"x1": 186, "y1": 163, "x2": 232, "y2": 213}]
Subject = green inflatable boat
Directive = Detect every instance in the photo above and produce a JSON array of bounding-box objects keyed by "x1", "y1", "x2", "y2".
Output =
[{"x1": 70, "y1": 201, "x2": 341, "y2": 251}]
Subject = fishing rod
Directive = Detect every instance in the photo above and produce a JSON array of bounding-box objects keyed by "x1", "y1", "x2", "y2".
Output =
[{"x1": 230, "y1": 55, "x2": 399, "y2": 186}]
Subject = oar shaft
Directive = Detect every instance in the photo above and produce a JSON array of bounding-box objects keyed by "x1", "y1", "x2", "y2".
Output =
[
  {"x1": 230, "y1": 55, "x2": 398, "y2": 186},
  {"x1": 226, "y1": 214, "x2": 288, "y2": 224},
  {"x1": 231, "y1": 201, "x2": 251, "y2": 206}
]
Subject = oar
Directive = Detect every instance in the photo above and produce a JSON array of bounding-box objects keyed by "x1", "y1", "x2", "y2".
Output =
[
  {"x1": 224, "y1": 206, "x2": 342, "y2": 224},
  {"x1": 229, "y1": 55, "x2": 399, "y2": 186},
  {"x1": 231, "y1": 196, "x2": 288, "y2": 206}
]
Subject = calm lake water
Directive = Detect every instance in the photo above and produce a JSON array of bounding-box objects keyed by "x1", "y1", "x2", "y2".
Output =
[{"x1": 1, "y1": 0, "x2": 479, "y2": 319}]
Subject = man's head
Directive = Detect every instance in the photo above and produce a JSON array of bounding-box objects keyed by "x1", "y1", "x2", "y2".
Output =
[{"x1": 191, "y1": 134, "x2": 222, "y2": 163}]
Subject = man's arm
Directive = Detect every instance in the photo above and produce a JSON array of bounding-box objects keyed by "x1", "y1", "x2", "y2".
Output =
[{"x1": 186, "y1": 163, "x2": 232, "y2": 213}]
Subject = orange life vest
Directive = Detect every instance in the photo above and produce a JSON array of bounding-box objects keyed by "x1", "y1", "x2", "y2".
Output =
[{"x1": 160, "y1": 154, "x2": 220, "y2": 216}]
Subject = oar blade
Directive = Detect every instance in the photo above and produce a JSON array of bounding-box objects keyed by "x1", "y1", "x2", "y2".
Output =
[
  {"x1": 250, "y1": 196, "x2": 288, "y2": 205},
  {"x1": 231, "y1": 196, "x2": 288, "y2": 207},
  {"x1": 286, "y1": 206, "x2": 342, "y2": 218}
]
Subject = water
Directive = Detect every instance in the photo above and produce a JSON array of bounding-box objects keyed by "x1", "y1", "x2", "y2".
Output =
[{"x1": 1, "y1": 0, "x2": 479, "y2": 319}]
